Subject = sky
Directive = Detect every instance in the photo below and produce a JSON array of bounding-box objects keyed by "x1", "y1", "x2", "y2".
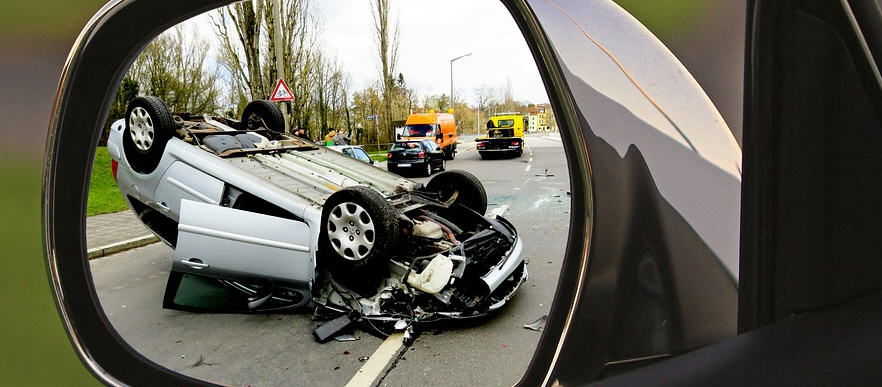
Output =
[{"x1": 186, "y1": 0, "x2": 549, "y2": 105}]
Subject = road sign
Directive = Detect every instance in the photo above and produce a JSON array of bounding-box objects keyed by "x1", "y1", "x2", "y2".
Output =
[{"x1": 270, "y1": 78, "x2": 295, "y2": 102}]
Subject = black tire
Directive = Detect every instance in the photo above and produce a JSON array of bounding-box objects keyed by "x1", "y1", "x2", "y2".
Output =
[
  {"x1": 320, "y1": 186, "x2": 399, "y2": 273},
  {"x1": 423, "y1": 160, "x2": 433, "y2": 177},
  {"x1": 440, "y1": 158, "x2": 446, "y2": 171},
  {"x1": 425, "y1": 170, "x2": 488, "y2": 215},
  {"x1": 444, "y1": 145, "x2": 456, "y2": 160},
  {"x1": 123, "y1": 96, "x2": 175, "y2": 174},
  {"x1": 241, "y1": 100, "x2": 285, "y2": 132}
]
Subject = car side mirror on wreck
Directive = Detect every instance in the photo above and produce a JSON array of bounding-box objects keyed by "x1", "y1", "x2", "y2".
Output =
[{"x1": 44, "y1": 0, "x2": 743, "y2": 386}]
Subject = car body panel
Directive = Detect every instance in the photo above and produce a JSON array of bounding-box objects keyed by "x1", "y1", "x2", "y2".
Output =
[
  {"x1": 154, "y1": 162, "x2": 225, "y2": 216},
  {"x1": 519, "y1": 0, "x2": 741, "y2": 383},
  {"x1": 174, "y1": 199, "x2": 313, "y2": 287}
]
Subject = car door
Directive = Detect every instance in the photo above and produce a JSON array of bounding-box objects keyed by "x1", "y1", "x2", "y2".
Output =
[
  {"x1": 422, "y1": 140, "x2": 443, "y2": 166},
  {"x1": 163, "y1": 199, "x2": 314, "y2": 312}
]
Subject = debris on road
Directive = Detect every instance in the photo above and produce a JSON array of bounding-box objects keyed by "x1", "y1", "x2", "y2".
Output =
[
  {"x1": 313, "y1": 314, "x2": 353, "y2": 343},
  {"x1": 334, "y1": 333, "x2": 360, "y2": 342},
  {"x1": 534, "y1": 168, "x2": 555, "y2": 177},
  {"x1": 524, "y1": 315, "x2": 548, "y2": 332},
  {"x1": 358, "y1": 356, "x2": 370, "y2": 362}
]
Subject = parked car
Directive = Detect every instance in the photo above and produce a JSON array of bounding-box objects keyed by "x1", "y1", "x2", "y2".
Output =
[
  {"x1": 327, "y1": 144, "x2": 376, "y2": 165},
  {"x1": 386, "y1": 139, "x2": 446, "y2": 176},
  {"x1": 106, "y1": 96, "x2": 526, "y2": 333}
]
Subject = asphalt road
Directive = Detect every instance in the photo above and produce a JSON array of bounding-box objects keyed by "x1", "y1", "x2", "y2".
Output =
[{"x1": 89, "y1": 133, "x2": 571, "y2": 386}]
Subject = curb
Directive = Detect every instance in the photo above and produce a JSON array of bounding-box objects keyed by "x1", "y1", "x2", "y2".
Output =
[{"x1": 87, "y1": 234, "x2": 159, "y2": 259}]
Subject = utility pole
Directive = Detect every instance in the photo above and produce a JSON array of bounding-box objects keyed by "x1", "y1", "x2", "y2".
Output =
[
  {"x1": 450, "y1": 53, "x2": 472, "y2": 110},
  {"x1": 272, "y1": 0, "x2": 290, "y2": 132}
]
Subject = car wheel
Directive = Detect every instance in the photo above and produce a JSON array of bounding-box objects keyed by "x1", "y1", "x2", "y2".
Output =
[
  {"x1": 122, "y1": 96, "x2": 175, "y2": 174},
  {"x1": 241, "y1": 100, "x2": 285, "y2": 132},
  {"x1": 440, "y1": 158, "x2": 446, "y2": 171},
  {"x1": 424, "y1": 161, "x2": 433, "y2": 177},
  {"x1": 425, "y1": 170, "x2": 488, "y2": 215},
  {"x1": 320, "y1": 186, "x2": 399, "y2": 272}
]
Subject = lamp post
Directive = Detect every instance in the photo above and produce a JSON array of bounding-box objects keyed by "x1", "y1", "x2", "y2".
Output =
[
  {"x1": 450, "y1": 53, "x2": 472, "y2": 110},
  {"x1": 272, "y1": 0, "x2": 289, "y2": 132}
]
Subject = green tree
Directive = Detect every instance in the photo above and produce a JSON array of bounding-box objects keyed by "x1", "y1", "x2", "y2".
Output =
[{"x1": 100, "y1": 76, "x2": 139, "y2": 145}]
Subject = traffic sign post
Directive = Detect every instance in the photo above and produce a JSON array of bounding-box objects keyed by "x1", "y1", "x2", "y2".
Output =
[
  {"x1": 366, "y1": 114, "x2": 380, "y2": 150},
  {"x1": 270, "y1": 78, "x2": 295, "y2": 102},
  {"x1": 270, "y1": 78, "x2": 294, "y2": 133}
]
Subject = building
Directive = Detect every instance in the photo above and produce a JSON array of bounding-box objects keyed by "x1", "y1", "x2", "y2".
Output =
[
  {"x1": 525, "y1": 114, "x2": 538, "y2": 133},
  {"x1": 523, "y1": 103, "x2": 555, "y2": 132}
]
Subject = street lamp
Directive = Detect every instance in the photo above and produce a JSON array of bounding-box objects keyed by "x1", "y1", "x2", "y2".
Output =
[{"x1": 450, "y1": 52, "x2": 472, "y2": 110}]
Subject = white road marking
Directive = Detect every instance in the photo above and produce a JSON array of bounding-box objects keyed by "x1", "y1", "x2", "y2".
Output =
[
  {"x1": 487, "y1": 204, "x2": 510, "y2": 219},
  {"x1": 529, "y1": 157, "x2": 534, "y2": 162},
  {"x1": 525, "y1": 164, "x2": 532, "y2": 172},
  {"x1": 345, "y1": 333, "x2": 405, "y2": 387}
]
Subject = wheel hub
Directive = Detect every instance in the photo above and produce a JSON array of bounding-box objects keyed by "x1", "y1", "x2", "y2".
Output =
[
  {"x1": 327, "y1": 202, "x2": 375, "y2": 261},
  {"x1": 128, "y1": 107, "x2": 155, "y2": 151}
]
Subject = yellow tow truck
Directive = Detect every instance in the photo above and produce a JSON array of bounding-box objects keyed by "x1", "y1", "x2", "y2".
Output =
[{"x1": 475, "y1": 112, "x2": 525, "y2": 158}]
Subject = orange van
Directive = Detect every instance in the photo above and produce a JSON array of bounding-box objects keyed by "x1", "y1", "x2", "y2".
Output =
[{"x1": 400, "y1": 110, "x2": 458, "y2": 159}]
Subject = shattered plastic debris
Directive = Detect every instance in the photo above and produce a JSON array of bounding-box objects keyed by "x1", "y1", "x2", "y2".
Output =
[
  {"x1": 406, "y1": 254, "x2": 454, "y2": 294},
  {"x1": 523, "y1": 315, "x2": 548, "y2": 332},
  {"x1": 334, "y1": 333, "x2": 360, "y2": 342},
  {"x1": 394, "y1": 320, "x2": 408, "y2": 330}
]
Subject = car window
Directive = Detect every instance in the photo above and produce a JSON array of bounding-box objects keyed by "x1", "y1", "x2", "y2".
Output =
[
  {"x1": 392, "y1": 142, "x2": 421, "y2": 150},
  {"x1": 422, "y1": 140, "x2": 438, "y2": 151},
  {"x1": 352, "y1": 148, "x2": 371, "y2": 163}
]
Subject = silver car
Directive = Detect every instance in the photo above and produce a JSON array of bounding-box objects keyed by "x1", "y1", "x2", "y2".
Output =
[{"x1": 107, "y1": 96, "x2": 526, "y2": 334}]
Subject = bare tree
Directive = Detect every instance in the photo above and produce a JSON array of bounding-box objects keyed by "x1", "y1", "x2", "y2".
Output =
[
  {"x1": 128, "y1": 26, "x2": 222, "y2": 114},
  {"x1": 473, "y1": 84, "x2": 495, "y2": 133},
  {"x1": 211, "y1": 1, "x2": 266, "y2": 100},
  {"x1": 212, "y1": 0, "x2": 318, "y2": 127},
  {"x1": 370, "y1": 0, "x2": 400, "y2": 142}
]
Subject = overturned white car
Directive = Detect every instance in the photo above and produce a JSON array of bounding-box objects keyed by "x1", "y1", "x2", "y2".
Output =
[{"x1": 107, "y1": 96, "x2": 526, "y2": 338}]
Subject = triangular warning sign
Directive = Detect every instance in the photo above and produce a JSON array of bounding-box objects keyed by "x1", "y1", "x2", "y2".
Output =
[{"x1": 270, "y1": 78, "x2": 295, "y2": 101}]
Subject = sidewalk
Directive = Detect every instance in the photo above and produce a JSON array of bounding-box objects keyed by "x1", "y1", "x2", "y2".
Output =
[{"x1": 86, "y1": 210, "x2": 158, "y2": 259}]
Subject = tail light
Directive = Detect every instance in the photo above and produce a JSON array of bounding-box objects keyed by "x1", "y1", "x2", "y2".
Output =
[
  {"x1": 418, "y1": 151, "x2": 425, "y2": 158},
  {"x1": 477, "y1": 142, "x2": 485, "y2": 148},
  {"x1": 111, "y1": 159, "x2": 119, "y2": 181},
  {"x1": 511, "y1": 141, "x2": 519, "y2": 146},
  {"x1": 386, "y1": 153, "x2": 392, "y2": 159}
]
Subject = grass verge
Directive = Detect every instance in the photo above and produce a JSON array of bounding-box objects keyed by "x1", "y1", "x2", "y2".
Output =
[
  {"x1": 368, "y1": 151, "x2": 388, "y2": 162},
  {"x1": 87, "y1": 147, "x2": 128, "y2": 216}
]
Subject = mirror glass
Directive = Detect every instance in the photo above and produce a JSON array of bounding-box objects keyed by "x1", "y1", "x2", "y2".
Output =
[{"x1": 86, "y1": 0, "x2": 568, "y2": 384}]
